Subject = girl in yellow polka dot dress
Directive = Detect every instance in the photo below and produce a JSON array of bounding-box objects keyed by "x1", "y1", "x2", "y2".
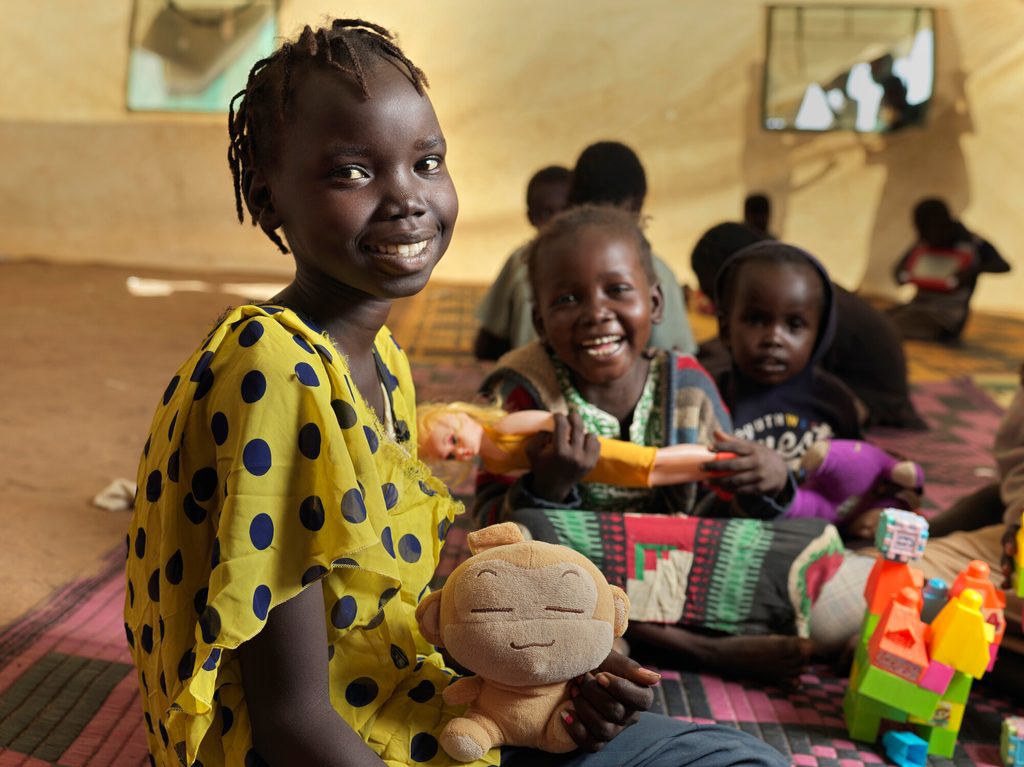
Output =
[{"x1": 124, "y1": 18, "x2": 788, "y2": 767}]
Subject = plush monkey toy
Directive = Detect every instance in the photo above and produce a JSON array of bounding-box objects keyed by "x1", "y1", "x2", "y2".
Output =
[{"x1": 415, "y1": 522, "x2": 629, "y2": 762}]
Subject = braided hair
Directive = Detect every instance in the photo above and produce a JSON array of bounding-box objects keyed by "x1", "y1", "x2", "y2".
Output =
[{"x1": 227, "y1": 19, "x2": 427, "y2": 253}]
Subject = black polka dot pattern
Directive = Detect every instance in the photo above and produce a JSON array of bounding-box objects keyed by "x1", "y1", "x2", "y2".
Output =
[
  {"x1": 240, "y1": 371, "x2": 266, "y2": 404},
  {"x1": 125, "y1": 309, "x2": 468, "y2": 763},
  {"x1": 298, "y1": 423, "x2": 321, "y2": 459},
  {"x1": 410, "y1": 732, "x2": 439, "y2": 762},
  {"x1": 331, "y1": 596, "x2": 357, "y2": 629},
  {"x1": 299, "y1": 496, "x2": 325, "y2": 531},
  {"x1": 345, "y1": 677, "x2": 379, "y2": 707}
]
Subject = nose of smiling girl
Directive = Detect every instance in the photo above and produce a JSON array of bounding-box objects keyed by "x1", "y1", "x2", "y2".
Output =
[
  {"x1": 580, "y1": 295, "x2": 615, "y2": 325},
  {"x1": 379, "y1": 172, "x2": 427, "y2": 221}
]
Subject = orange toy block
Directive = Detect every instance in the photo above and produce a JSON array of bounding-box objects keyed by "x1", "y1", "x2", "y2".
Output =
[
  {"x1": 927, "y1": 589, "x2": 993, "y2": 679},
  {"x1": 868, "y1": 587, "x2": 929, "y2": 683},
  {"x1": 865, "y1": 558, "x2": 925, "y2": 616},
  {"x1": 951, "y1": 560, "x2": 1006, "y2": 610}
]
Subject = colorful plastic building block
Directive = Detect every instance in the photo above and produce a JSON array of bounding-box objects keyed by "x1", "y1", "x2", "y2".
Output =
[
  {"x1": 864, "y1": 557, "x2": 925, "y2": 615},
  {"x1": 920, "y1": 577, "x2": 949, "y2": 623},
  {"x1": 927, "y1": 588, "x2": 993, "y2": 679},
  {"x1": 867, "y1": 587, "x2": 928, "y2": 683},
  {"x1": 846, "y1": 516, "x2": 1007, "y2": 762},
  {"x1": 951, "y1": 560, "x2": 1006, "y2": 610},
  {"x1": 875, "y1": 508, "x2": 929, "y2": 563},
  {"x1": 883, "y1": 730, "x2": 928, "y2": 767},
  {"x1": 1003, "y1": 716, "x2": 1024, "y2": 766}
]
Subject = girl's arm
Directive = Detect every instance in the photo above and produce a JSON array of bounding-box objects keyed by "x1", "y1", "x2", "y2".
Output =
[{"x1": 240, "y1": 581, "x2": 384, "y2": 767}]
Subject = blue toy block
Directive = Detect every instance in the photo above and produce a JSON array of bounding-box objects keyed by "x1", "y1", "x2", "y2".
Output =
[{"x1": 883, "y1": 730, "x2": 928, "y2": 767}]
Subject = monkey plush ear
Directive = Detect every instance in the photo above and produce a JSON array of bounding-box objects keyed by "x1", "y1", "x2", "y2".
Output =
[
  {"x1": 415, "y1": 591, "x2": 445, "y2": 647},
  {"x1": 610, "y1": 585, "x2": 630, "y2": 637},
  {"x1": 468, "y1": 522, "x2": 523, "y2": 555}
]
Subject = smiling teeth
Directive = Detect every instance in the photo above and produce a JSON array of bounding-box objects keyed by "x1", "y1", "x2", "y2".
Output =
[
  {"x1": 581, "y1": 336, "x2": 623, "y2": 357},
  {"x1": 368, "y1": 240, "x2": 430, "y2": 257}
]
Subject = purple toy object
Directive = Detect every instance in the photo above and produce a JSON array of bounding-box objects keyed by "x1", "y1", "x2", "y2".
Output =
[{"x1": 785, "y1": 439, "x2": 925, "y2": 527}]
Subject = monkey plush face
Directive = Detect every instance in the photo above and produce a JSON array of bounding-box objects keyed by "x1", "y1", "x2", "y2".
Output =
[
  {"x1": 416, "y1": 524, "x2": 628, "y2": 688},
  {"x1": 445, "y1": 557, "x2": 608, "y2": 685}
]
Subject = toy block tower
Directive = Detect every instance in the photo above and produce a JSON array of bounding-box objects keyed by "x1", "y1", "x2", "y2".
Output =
[{"x1": 843, "y1": 509, "x2": 1006, "y2": 759}]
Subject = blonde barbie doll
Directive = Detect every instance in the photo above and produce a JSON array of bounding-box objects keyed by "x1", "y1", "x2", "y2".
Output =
[{"x1": 417, "y1": 402, "x2": 731, "y2": 488}]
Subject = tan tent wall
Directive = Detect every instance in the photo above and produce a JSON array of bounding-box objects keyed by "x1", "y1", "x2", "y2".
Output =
[{"x1": 2, "y1": 0, "x2": 1021, "y2": 313}]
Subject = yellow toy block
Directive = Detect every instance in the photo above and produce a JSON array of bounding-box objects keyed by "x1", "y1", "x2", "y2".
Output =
[{"x1": 927, "y1": 588, "x2": 993, "y2": 679}]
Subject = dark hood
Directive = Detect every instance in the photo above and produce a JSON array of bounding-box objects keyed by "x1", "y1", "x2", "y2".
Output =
[{"x1": 709, "y1": 241, "x2": 856, "y2": 454}]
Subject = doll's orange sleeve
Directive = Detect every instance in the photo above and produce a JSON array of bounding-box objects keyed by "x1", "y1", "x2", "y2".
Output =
[{"x1": 585, "y1": 438, "x2": 656, "y2": 487}]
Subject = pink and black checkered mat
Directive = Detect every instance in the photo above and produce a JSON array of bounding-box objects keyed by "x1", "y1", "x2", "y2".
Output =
[{"x1": 0, "y1": 377, "x2": 1021, "y2": 766}]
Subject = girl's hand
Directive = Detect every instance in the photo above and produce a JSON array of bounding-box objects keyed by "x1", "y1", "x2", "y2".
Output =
[
  {"x1": 525, "y1": 412, "x2": 600, "y2": 502},
  {"x1": 560, "y1": 651, "x2": 660, "y2": 752},
  {"x1": 704, "y1": 430, "x2": 789, "y2": 496},
  {"x1": 1001, "y1": 523, "x2": 1021, "y2": 590}
]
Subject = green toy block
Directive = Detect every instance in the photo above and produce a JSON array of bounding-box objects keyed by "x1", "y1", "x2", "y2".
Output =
[
  {"x1": 859, "y1": 612, "x2": 881, "y2": 645},
  {"x1": 915, "y1": 723, "x2": 960, "y2": 759},
  {"x1": 942, "y1": 671, "x2": 973, "y2": 704},
  {"x1": 858, "y1": 663, "x2": 942, "y2": 720},
  {"x1": 844, "y1": 687, "x2": 908, "y2": 742}
]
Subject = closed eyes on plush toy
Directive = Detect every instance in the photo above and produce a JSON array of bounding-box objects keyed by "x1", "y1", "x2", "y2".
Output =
[{"x1": 469, "y1": 567, "x2": 587, "y2": 614}]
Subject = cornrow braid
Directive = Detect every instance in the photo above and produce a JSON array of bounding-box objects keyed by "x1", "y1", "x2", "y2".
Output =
[{"x1": 227, "y1": 18, "x2": 427, "y2": 254}]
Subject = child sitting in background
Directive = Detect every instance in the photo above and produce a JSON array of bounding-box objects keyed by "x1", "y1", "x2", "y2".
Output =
[
  {"x1": 474, "y1": 142, "x2": 696, "y2": 360},
  {"x1": 709, "y1": 240, "x2": 862, "y2": 455},
  {"x1": 474, "y1": 165, "x2": 571, "y2": 360},
  {"x1": 704, "y1": 241, "x2": 923, "y2": 538},
  {"x1": 474, "y1": 204, "x2": 847, "y2": 682},
  {"x1": 691, "y1": 221, "x2": 924, "y2": 429},
  {"x1": 888, "y1": 197, "x2": 1010, "y2": 343}
]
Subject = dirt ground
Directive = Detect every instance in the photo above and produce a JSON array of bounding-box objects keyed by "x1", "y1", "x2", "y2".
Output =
[{"x1": 0, "y1": 260, "x2": 425, "y2": 626}]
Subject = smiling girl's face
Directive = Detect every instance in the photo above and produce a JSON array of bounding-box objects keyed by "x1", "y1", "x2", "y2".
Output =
[
  {"x1": 530, "y1": 225, "x2": 663, "y2": 417},
  {"x1": 259, "y1": 61, "x2": 458, "y2": 300}
]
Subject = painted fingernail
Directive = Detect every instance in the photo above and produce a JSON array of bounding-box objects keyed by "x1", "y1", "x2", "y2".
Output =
[{"x1": 561, "y1": 710, "x2": 575, "y2": 725}]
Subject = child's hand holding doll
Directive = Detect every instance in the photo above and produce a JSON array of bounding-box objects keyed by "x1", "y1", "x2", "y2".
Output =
[
  {"x1": 525, "y1": 411, "x2": 601, "y2": 502},
  {"x1": 703, "y1": 429, "x2": 790, "y2": 498}
]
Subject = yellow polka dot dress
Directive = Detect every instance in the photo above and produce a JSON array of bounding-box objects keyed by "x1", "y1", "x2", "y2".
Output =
[{"x1": 124, "y1": 305, "x2": 499, "y2": 767}]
